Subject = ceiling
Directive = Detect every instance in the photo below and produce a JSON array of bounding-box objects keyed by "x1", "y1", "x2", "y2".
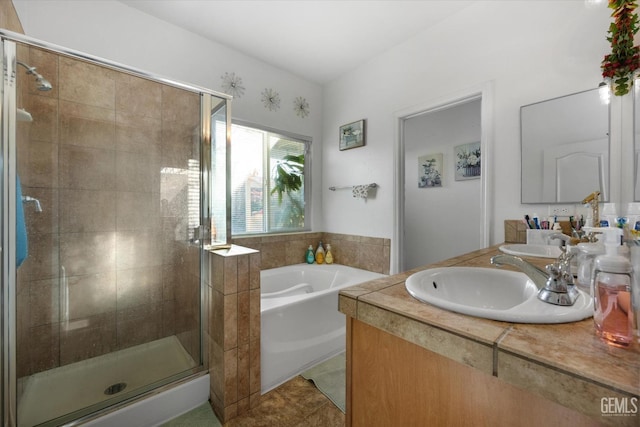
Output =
[{"x1": 118, "y1": 0, "x2": 472, "y2": 84}]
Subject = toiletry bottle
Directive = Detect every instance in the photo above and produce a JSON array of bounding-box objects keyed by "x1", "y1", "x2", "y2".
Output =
[
  {"x1": 305, "y1": 245, "x2": 315, "y2": 264},
  {"x1": 576, "y1": 242, "x2": 604, "y2": 294},
  {"x1": 601, "y1": 203, "x2": 617, "y2": 227},
  {"x1": 325, "y1": 244, "x2": 334, "y2": 264},
  {"x1": 532, "y1": 213, "x2": 541, "y2": 229},
  {"x1": 315, "y1": 241, "x2": 325, "y2": 264},
  {"x1": 591, "y1": 227, "x2": 634, "y2": 347},
  {"x1": 630, "y1": 245, "x2": 640, "y2": 342},
  {"x1": 626, "y1": 202, "x2": 640, "y2": 231}
]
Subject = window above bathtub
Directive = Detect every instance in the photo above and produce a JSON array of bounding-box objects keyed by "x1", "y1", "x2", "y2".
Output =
[{"x1": 229, "y1": 121, "x2": 310, "y2": 236}]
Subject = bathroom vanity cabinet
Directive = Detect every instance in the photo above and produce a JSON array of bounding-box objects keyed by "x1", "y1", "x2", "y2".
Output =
[{"x1": 339, "y1": 246, "x2": 639, "y2": 427}]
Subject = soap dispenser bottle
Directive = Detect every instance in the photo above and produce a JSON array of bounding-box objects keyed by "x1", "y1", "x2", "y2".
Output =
[
  {"x1": 325, "y1": 244, "x2": 334, "y2": 264},
  {"x1": 305, "y1": 245, "x2": 315, "y2": 264},
  {"x1": 591, "y1": 227, "x2": 634, "y2": 347},
  {"x1": 315, "y1": 241, "x2": 325, "y2": 264},
  {"x1": 600, "y1": 203, "x2": 617, "y2": 227},
  {"x1": 630, "y1": 245, "x2": 640, "y2": 342}
]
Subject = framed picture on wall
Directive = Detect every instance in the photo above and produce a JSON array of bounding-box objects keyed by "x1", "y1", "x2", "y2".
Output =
[
  {"x1": 339, "y1": 119, "x2": 366, "y2": 150},
  {"x1": 454, "y1": 141, "x2": 481, "y2": 181},
  {"x1": 418, "y1": 153, "x2": 443, "y2": 188}
]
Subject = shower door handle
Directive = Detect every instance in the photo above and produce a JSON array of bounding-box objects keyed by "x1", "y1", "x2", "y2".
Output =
[
  {"x1": 21, "y1": 195, "x2": 42, "y2": 212},
  {"x1": 61, "y1": 265, "x2": 69, "y2": 323},
  {"x1": 192, "y1": 224, "x2": 210, "y2": 244}
]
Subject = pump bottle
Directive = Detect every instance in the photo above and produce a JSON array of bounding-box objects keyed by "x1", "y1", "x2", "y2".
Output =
[
  {"x1": 315, "y1": 241, "x2": 325, "y2": 264},
  {"x1": 590, "y1": 227, "x2": 634, "y2": 347},
  {"x1": 305, "y1": 245, "x2": 315, "y2": 264},
  {"x1": 325, "y1": 244, "x2": 334, "y2": 264}
]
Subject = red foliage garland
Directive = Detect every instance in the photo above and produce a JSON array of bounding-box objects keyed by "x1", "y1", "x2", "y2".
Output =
[{"x1": 601, "y1": 0, "x2": 640, "y2": 96}]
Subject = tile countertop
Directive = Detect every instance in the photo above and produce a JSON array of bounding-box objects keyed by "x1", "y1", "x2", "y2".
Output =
[{"x1": 339, "y1": 245, "x2": 640, "y2": 425}]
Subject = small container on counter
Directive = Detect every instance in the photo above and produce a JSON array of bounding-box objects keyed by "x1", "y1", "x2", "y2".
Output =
[{"x1": 591, "y1": 227, "x2": 634, "y2": 347}]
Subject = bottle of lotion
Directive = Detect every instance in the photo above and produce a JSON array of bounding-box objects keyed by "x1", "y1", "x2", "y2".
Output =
[
  {"x1": 630, "y1": 245, "x2": 640, "y2": 343},
  {"x1": 325, "y1": 244, "x2": 334, "y2": 264},
  {"x1": 305, "y1": 245, "x2": 315, "y2": 264},
  {"x1": 591, "y1": 227, "x2": 634, "y2": 347},
  {"x1": 315, "y1": 241, "x2": 325, "y2": 264}
]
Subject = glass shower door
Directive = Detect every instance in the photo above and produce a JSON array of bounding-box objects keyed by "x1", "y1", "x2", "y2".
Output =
[{"x1": 0, "y1": 34, "x2": 224, "y2": 426}]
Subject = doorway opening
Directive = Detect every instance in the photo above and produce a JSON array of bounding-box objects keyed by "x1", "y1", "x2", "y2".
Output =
[{"x1": 394, "y1": 85, "x2": 492, "y2": 273}]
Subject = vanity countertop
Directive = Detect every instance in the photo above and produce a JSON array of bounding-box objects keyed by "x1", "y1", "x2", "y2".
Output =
[{"x1": 339, "y1": 245, "x2": 640, "y2": 425}]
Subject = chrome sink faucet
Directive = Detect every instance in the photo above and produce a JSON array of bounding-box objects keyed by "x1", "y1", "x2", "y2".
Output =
[
  {"x1": 490, "y1": 254, "x2": 548, "y2": 289},
  {"x1": 491, "y1": 252, "x2": 580, "y2": 306}
]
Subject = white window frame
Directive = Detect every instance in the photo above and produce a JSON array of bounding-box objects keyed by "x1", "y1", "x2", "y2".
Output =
[{"x1": 231, "y1": 120, "x2": 311, "y2": 236}]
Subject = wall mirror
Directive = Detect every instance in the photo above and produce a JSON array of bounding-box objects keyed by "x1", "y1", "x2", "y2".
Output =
[{"x1": 521, "y1": 87, "x2": 610, "y2": 204}]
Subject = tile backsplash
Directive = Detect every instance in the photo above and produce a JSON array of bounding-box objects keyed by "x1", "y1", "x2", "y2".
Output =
[
  {"x1": 504, "y1": 220, "x2": 527, "y2": 244},
  {"x1": 232, "y1": 231, "x2": 391, "y2": 275}
]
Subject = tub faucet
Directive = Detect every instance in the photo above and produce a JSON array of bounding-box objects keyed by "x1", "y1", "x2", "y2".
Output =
[{"x1": 490, "y1": 253, "x2": 580, "y2": 306}]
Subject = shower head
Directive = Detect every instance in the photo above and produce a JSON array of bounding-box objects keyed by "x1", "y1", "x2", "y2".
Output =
[
  {"x1": 17, "y1": 61, "x2": 52, "y2": 91},
  {"x1": 34, "y1": 74, "x2": 53, "y2": 91}
]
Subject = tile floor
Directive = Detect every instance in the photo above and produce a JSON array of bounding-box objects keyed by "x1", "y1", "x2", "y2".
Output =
[{"x1": 164, "y1": 375, "x2": 344, "y2": 427}]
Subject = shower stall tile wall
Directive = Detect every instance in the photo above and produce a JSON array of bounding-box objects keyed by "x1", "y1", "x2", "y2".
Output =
[
  {"x1": 3, "y1": 26, "x2": 230, "y2": 426},
  {"x1": 14, "y1": 44, "x2": 202, "y2": 384},
  {"x1": 0, "y1": 0, "x2": 23, "y2": 33}
]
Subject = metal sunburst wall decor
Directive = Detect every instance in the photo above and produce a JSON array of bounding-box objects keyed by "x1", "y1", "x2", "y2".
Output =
[
  {"x1": 220, "y1": 72, "x2": 245, "y2": 98},
  {"x1": 261, "y1": 88, "x2": 281, "y2": 111},
  {"x1": 293, "y1": 96, "x2": 310, "y2": 118}
]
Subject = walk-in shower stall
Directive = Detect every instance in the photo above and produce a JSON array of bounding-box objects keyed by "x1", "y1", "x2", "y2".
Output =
[{"x1": 1, "y1": 30, "x2": 230, "y2": 426}]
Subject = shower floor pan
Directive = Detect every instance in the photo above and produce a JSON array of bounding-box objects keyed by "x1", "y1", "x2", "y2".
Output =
[{"x1": 18, "y1": 335, "x2": 197, "y2": 427}]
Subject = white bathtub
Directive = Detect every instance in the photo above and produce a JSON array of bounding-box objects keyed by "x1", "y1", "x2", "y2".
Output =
[{"x1": 260, "y1": 263, "x2": 386, "y2": 393}]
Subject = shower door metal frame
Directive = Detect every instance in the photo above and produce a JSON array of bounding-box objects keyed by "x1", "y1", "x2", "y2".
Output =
[
  {"x1": 1, "y1": 38, "x2": 18, "y2": 427},
  {"x1": 0, "y1": 29, "x2": 232, "y2": 427}
]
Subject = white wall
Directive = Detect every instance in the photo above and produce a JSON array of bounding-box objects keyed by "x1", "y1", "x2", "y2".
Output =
[
  {"x1": 13, "y1": 1, "x2": 620, "y2": 271},
  {"x1": 403, "y1": 99, "x2": 481, "y2": 270},
  {"x1": 322, "y1": 1, "x2": 612, "y2": 264},
  {"x1": 12, "y1": 0, "x2": 324, "y2": 230}
]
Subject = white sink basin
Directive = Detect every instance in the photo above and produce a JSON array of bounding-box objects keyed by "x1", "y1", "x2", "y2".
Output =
[
  {"x1": 499, "y1": 244, "x2": 561, "y2": 259},
  {"x1": 405, "y1": 267, "x2": 593, "y2": 324}
]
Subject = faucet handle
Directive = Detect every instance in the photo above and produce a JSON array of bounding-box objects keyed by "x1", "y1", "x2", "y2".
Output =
[
  {"x1": 545, "y1": 263, "x2": 561, "y2": 279},
  {"x1": 540, "y1": 260, "x2": 579, "y2": 305},
  {"x1": 561, "y1": 270, "x2": 574, "y2": 287}
]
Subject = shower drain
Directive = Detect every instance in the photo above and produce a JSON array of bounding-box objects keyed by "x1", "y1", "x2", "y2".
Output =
[{"x1": 104, "y1": 382, "x2": 127, "y2": 395}]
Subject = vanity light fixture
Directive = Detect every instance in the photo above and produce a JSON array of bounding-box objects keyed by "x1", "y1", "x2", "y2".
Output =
[{"x1": 599, "y1": 81, "x2": 611, "y2": 105}]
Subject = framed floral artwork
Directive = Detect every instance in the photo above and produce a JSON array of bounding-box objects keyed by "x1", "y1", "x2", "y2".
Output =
[
  {"x1": 455, "y1": 142, "x2": 481, "y2": 181},
  {"x1": 339, "y1": 119, "x2": 366, "y2": 150},
  {"x1": 418, "y1": 153, "x2": 443, "y2": 188}
]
